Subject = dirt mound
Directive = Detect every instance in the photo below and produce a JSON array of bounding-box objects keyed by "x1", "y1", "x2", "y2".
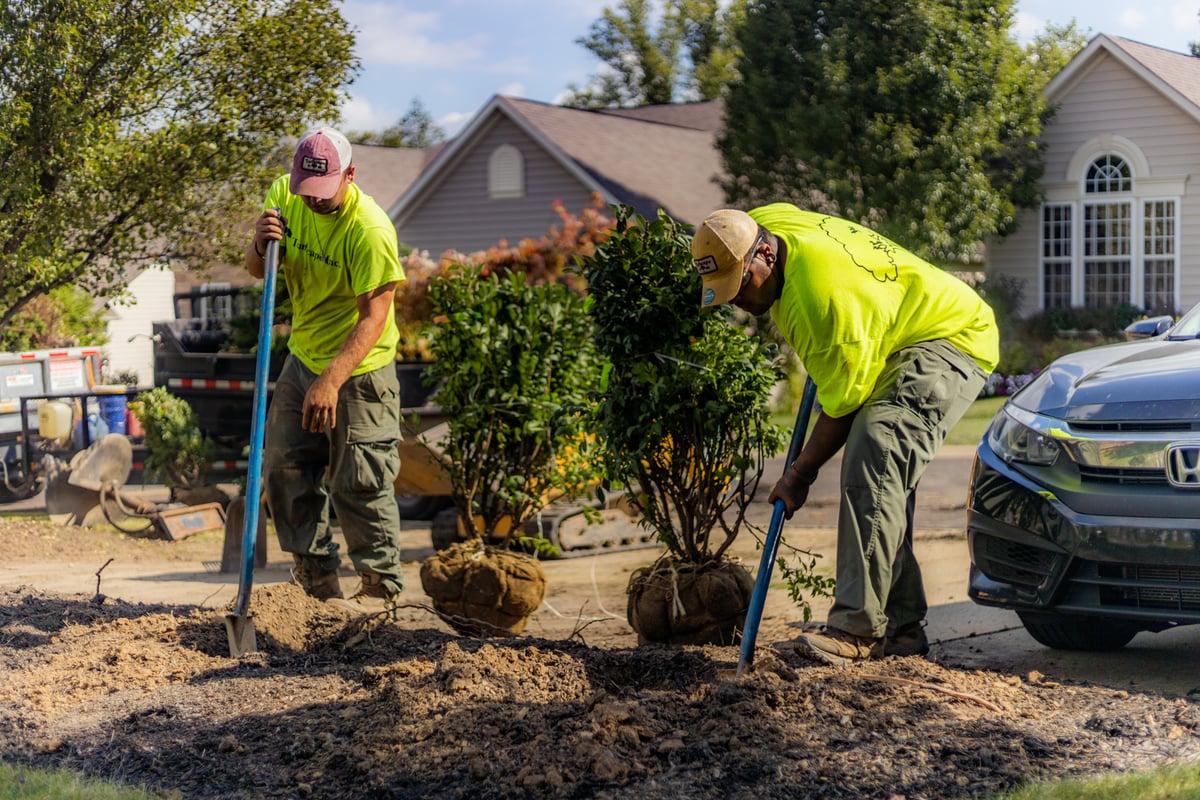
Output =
[{"x1": 2, "y1": 583, "x2": 1199, "y2": 799}]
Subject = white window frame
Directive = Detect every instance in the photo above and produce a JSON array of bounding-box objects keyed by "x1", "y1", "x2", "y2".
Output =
[{"x1": 1038, "y1": 136, "x2": 1182, "y2": 312}]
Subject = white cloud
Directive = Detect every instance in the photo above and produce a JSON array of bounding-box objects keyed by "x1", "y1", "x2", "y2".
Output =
[
  {"x1": 438, "y1": 111, "x2": 474, "y2": 138},
  {"x1": 1011, "y1": 10, "x2": 1045, "y2": 43},
  {"x1": 498, "y1": 82, "x2": 526, "y2": 97},
  {"x1": 1117, "y1": 8, "x2": 1147, "y2": 32},
  {"x1": 338, "y1": 94, "x2": 397, "y2": 132},
  {"x1": 1169, "y1": 1, "x2": 1198, "y2": 32},
  {"x1": 342, "y1": 1, "x2": 488, "y2": 67}
]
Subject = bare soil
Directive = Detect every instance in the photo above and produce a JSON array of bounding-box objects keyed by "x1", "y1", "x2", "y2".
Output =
[{"x1": 2, "y1": 517, "x2": 1200, "y2": 799}]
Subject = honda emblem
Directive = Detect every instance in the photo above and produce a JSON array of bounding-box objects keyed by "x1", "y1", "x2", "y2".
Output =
[{"x1": 1165, "y1": 443, "x2": 1200, "y2": 487}]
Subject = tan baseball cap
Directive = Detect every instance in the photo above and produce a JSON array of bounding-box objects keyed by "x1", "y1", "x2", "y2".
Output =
[{"x1": 692, "y1": 209, "x2": 758, "y2": 307}]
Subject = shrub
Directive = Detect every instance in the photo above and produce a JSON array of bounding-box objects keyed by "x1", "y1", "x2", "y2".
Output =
[
  {"x1": 132, "y1": 387, "x2": 212, "y2": 491},
  {"x1": 583, "y1": 207, "x2": 786, "y2": 565},
  {"x1": 422, "y1": 268, "x2": 602, "y2": 548}
]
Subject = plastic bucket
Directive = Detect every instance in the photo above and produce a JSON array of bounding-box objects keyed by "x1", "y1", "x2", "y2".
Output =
[{"x1": 93, "y1": 385, "x2": 128, "y2": 436}]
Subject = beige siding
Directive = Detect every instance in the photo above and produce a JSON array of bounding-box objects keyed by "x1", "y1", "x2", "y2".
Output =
[
  {"x1": 986, "y1": 210, "x2": 1041, "y2": 318},
  {"x1": 988, "y1": 52, "x2": 1200, "y2": 317},
  {"x1": 397, "y1": 116, "x2": 597, "y2": 256}
]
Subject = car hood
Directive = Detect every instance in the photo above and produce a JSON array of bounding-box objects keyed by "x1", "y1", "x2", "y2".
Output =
[{"x1": 1011, "y1": 339, "x2": 1200, "y2": 422}]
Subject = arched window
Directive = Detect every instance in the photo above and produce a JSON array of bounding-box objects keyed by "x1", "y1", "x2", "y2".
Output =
[
  {"x1": 1084, "y1": 154, "x2": 1132, "y2": 194},
  {"x1": 488, "y1": 145, "x2": 524, "y2": 199},
  {"x1": 1039, "y1": 142, "x2": 1179, "y2": 314}
]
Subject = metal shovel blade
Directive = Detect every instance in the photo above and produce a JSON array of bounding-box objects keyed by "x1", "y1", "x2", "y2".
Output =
[{"x1": 224, "y1": 612, "x2": 257, "y2": 657}]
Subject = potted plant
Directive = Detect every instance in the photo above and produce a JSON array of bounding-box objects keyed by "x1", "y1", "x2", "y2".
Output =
[
  {"x1": 417, "y1": 267, "x2": 602, "y2": 636},
  {"x1": 582, "y1": 207, "x2": 787, "y2": 646}
]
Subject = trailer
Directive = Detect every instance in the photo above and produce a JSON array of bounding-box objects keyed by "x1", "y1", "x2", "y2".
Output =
[{"x1": 0, "y1": 346, "x2": 136, "y2": 503}]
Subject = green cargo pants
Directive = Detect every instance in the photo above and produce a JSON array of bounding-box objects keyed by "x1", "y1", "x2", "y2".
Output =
[
  {"x1": 263, "y1": 355, "x2": 404, "y2": 595},
  {"x1": 826, "y1": 340, "x2": 987, "y2": 639}
]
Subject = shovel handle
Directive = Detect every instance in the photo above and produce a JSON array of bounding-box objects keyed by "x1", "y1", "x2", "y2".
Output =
[
  {"x1": 231, "y1": 230, "x2": 280, "y2": 619},
  {"x1": 736, "y1": 377, "x2": 817, "y2": 677}
]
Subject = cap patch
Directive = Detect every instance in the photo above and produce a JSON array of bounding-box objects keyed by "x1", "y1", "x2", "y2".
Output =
[
  {"x1": 702, "y1": 287, "x2": 716, "y2": 306},
  {"x1": 694, "y1": 255, "x2": 719, "y2": 275},
  {"x1": 301, "y1": 155, "x2": 330, "y2": 174}
]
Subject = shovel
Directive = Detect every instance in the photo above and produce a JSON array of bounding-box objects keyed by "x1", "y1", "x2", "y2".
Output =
[
  {"x1": 225, "y1": 233, "x2": 280, "y2": 657},
  {"x1": 736, "y1": 376, "x2": 817, "y2": 677}
]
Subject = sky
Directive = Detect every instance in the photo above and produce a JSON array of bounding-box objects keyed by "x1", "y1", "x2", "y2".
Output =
[{"x1": 335, "y1": 0, "x2": 1200, "y2": 139}]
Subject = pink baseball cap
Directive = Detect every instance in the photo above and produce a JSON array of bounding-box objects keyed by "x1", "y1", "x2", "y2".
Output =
[{"x1": 290, "y1": 127, "x2": 352, "y2": 199}]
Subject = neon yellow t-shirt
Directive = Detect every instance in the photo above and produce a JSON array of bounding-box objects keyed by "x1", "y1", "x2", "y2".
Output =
[
  {"x1": 750, "y1": 204, "x2": 999, "y2": 419},
  {"x1": 264, "y1": 176, "x2": 404, "y2": 375}
]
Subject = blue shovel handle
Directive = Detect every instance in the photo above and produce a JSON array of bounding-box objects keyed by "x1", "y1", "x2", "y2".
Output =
[
  {"x1": 231, "y1": 231, "x2": 279, "y2": 619},
  {"x1": 737, "y1": 377, "x2": 817, "y2": 677}
]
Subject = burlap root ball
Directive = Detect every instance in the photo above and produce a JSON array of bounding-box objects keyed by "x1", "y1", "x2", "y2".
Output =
[
  {"x1": 420, "y1": 539, "x2": 547, "y2": 636},
  {"x1": 626, "y1": 557, "x2": 755, "y2": 646}
]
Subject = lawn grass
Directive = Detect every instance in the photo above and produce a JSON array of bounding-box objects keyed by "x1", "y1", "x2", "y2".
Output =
[
  {"x1": 0, "y1": 763, "x2": 159, "y2": 800},
  {"x1": 990, "y1": 761, "x2": 1200, "y2": 800}
]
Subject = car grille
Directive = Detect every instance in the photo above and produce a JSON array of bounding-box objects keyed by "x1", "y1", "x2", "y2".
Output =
[
  {"x1": 1077, "y1": 465, "x2": 1168, "y2": 485},
  {"x1": 1082, "y1": 562, "x2": 1200, "y2": 612},
  {"x1": 975, "y1": 534, "x2": 1061, "y2": 588},
  {"x1": 1070, "y1": 420, "x2": 1200, "y2": 433}
]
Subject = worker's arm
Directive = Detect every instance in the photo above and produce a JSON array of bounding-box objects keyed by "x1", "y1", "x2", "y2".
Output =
[
  {"x1": 245, "y1": 210, "x2": 285, "y2": 280},
  {"x1": 301, "y1": 282, "x2": 398, "y2": 433},
  {"x1": 768, "y1": 409, "x2": 857, "y2": 518}
]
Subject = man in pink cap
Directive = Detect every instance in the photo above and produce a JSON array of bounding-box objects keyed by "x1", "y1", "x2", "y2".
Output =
[{"x1": 246, "y1": 126, "x2": 407, "y2": 615}]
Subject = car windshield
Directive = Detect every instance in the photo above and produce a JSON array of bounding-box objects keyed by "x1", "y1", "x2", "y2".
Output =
[{"x1": 1166, "y1": 302, "x2": 1200, "y2": 339}]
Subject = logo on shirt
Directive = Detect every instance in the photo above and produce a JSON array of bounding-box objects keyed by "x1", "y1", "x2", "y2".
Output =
[{"x1": 819, "y1": 217, "x2": 900, "y2": 283}]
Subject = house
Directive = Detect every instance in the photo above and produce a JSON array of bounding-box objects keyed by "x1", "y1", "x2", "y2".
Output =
[
  {"x1": 986, "y1": 35, "x2": 1200, "y2": 318},
  {"x1": 389, "y1": 95, "x2": 726, "y2": 255}
]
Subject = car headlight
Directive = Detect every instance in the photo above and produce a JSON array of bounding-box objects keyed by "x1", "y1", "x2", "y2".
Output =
[{"x1": 987, "y1": 406, "x2": 1061, "y2": 466}]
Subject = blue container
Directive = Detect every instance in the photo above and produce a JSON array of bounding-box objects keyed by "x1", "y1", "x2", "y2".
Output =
[{"x1": 95, "y1": 390, "x2": 128, "y2": 436}]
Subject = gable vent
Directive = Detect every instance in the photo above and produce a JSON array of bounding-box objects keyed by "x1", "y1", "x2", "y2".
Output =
[{"x1": 488, "y1": 144, "x2": 524, "y2": 199}]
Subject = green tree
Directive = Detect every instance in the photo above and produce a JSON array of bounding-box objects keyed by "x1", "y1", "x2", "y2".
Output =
[
  {"x1": 563, "y1": 0, "x2": 746, "y2": 107},
  {"x1": 347, "y1": 97, "x2": 446, "y2": 147},
  {"x1": 719, "y1": 0, "x2": 1084, "y2": 263},
  {"x1": 0, "y1": 0, "x2": 359, "y2": 331}
]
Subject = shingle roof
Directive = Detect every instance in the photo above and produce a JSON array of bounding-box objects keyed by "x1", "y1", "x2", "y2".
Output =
[
  {"x1": 1048, "y1": 35, "x2": 1200, "y2": 123},
  {"x1": 391, "y1": 96, "x2": 726, "y2": 228},
  {"x1": 350, "y1": 142, "x2": 445, "y2": 211}
]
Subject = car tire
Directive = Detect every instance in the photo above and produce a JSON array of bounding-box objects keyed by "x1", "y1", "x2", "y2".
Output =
[{"x1": 1017, "y1": 612, "x2": 1140, "y2": 651}]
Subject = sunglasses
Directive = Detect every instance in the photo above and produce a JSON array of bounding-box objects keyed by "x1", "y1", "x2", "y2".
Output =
[{"x1": 740, "y1": 233, "x2": 765, "y2": 289}]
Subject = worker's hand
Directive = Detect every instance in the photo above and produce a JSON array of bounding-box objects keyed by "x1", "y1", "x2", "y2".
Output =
[
  {"x1": 252, "y1": 209, "x2": 285, "y2": 257},
  {"x1": 768, "y1": 464, "x2": 817, "y2": 519},
  {"x1": 302, "y1": 374, "x2": 339, "y2": 433}
]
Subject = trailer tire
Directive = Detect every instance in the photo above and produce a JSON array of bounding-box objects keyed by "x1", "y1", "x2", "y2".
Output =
[
  {"x1": 395, "y1": 493, "x2": 452, "y2": 521},
  {"x1": 0, "y1": 477, "x2": 43, "y2": 505},
  {"x1": 430, "y1": 507, "x2": 462, "y2": 552}
]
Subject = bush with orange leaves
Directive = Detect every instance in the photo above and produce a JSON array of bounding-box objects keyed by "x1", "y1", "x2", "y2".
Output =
[{"x1": 392, "y1": 195, "x2": 615, "y2": 360}]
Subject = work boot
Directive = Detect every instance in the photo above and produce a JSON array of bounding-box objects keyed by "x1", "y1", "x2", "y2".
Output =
[
  {"x1": 884, "y1": 621, "x2": 930, "y2": 658},
  {"x1": 795, "y1": 626, "x2": 883, "y2": 666},
  {"x1": 291, "y1": 555, "x2": 344, "y2": 601},
  {"x1": 326, "y1": 571, "x2": 395, "y2": 616}
]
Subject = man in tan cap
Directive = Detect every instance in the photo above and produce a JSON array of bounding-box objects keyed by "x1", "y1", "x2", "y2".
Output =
[
  {"x1": 246, "y1": 126, "x2": 407, "y2": 615},
  {"x1": 693, "y1": 203, "x2": 998, "y2": 664}
]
